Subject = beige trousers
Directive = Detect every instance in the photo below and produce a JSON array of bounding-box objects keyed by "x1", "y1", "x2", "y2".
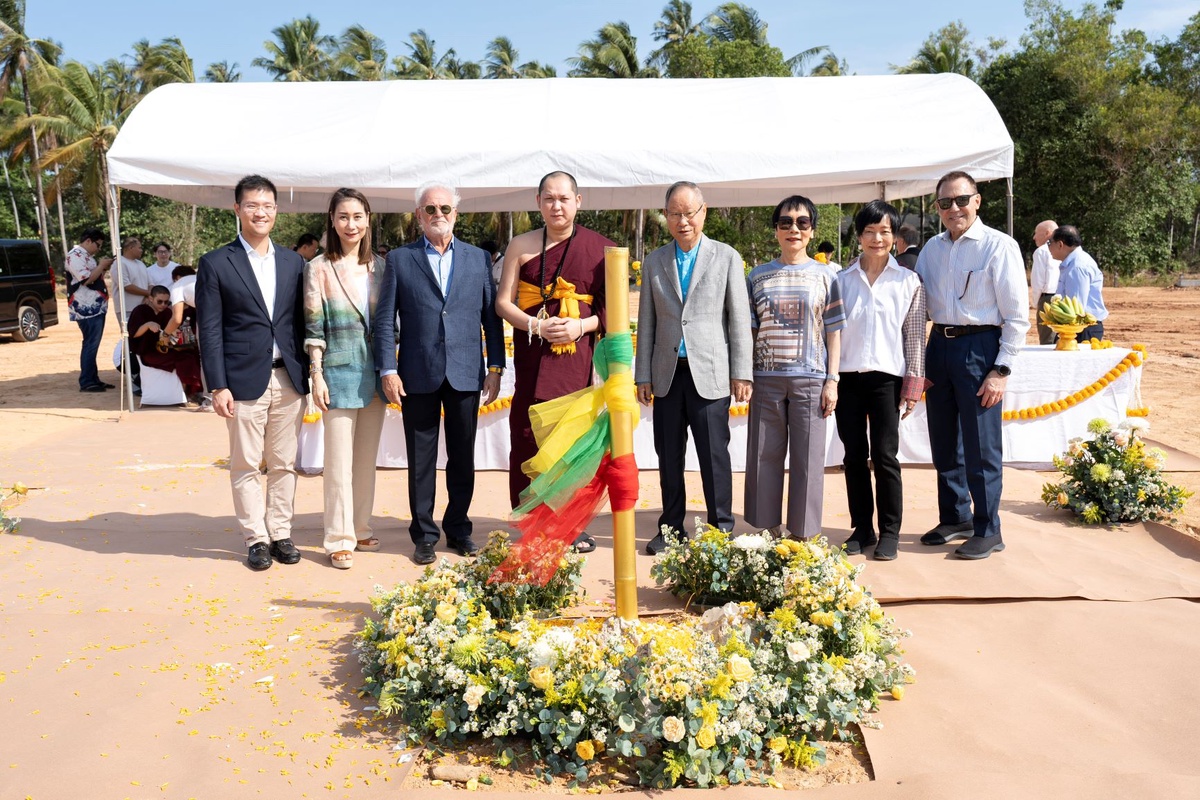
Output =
[
  {"x1": 321, "y1": 397, "x2": 386, "y2": 554},
  {"x1": 227, "y1": 367, "x2": 304, "y2": 546}
]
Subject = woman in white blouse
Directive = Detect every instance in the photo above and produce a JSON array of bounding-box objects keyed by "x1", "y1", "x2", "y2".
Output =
[{"x1": 834, "y1": 200, "x2": 927, "y2": 560}]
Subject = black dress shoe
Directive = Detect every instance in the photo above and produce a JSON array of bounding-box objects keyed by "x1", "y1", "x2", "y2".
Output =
[
  {"x1": 919, "y1": 521, "x2": 974, "y2": 546},
  {"x1": 873, "y1": 536, "x2": 899, "y2": 561},
  {"x1": 247, "y1": 542, "x2": 272, "y2": 571},
  {"x1": 954, "y1": 535, "x2": 1006, "y2": 560},
  {"x1": 413, "y1": 542, "x2": 436, "y2": 565},
  {"x1": 99, "y1": 381, "x2": 116, "y2": 389},
  {"x1": 645, "y1": 529, "x2": 684, "y2": 556},
  {"x1": 842, "y1": 530, "x2": 878, "y2": 555},
  {"x1": 269, "y1": 538, "x2": 301, "y2": 564},
  {"x1": 80, "y1": 384, "x2": 106, "y2": 392},
  {"x1": 449, "y1": 536, "x2": 478, "y2": 557}
]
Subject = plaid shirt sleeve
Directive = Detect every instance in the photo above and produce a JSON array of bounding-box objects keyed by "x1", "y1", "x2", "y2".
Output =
[{"x1": 900, "y1": 281, "x2": 929, "y2": 403}]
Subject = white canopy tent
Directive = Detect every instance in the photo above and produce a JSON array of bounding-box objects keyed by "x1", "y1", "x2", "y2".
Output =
[
  {"x1": 105, "y1": 74, "x2": 1014, "y2": 412},
  {"x1": 107, "y1": 74, "x2": 1013, "y2": 213}
]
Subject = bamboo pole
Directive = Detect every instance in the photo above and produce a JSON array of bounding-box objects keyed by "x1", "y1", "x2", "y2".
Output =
[{"x1": 605, "y1": 246, "x2": 638, "y2": 621}]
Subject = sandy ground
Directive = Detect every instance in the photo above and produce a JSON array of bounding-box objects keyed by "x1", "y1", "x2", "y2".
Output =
[{"x1": 2, "y1": 289, "x2": 1199, "y2": 799}]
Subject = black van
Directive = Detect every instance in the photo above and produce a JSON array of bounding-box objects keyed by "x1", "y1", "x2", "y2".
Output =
[{"x1": 0, "y1": 239, "x2": 59, "y2": 342}]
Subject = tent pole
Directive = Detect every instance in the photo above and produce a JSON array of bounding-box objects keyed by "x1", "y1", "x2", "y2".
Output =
[
  {"x1": 109, "y1": 183, "x2": 133, "y2": 415},
  {"x1": 1006, "y1": 177, "x2": 1014, "y2": 238},
  {"x1": 634, "y1": 209, "x2": 644, "y2": 263}
]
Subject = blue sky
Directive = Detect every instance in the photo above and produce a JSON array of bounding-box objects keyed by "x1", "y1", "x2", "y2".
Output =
[{"x1": 29, "y1": 0, "x2": 1199, "y2": 79}]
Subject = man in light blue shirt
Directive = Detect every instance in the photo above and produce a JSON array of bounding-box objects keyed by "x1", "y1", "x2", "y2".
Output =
[
  {"x1": 916, "y1": 171, "x2": 1029, "y2": 560},
  {"x1": 1049, "y1": 225, "x2": 1108, "y2": 342}
]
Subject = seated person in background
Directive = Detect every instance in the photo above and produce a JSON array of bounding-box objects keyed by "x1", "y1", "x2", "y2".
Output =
[{"x1": 128, "y1": 286, "x2": 204, "y2": 406}]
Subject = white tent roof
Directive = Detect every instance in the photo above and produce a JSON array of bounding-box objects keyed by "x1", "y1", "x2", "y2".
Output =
[{"x1": 107, "y1": 75, "x2": 1012, "y2": 213}]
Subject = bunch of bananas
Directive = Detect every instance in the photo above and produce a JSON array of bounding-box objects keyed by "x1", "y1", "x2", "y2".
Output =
[{"x1": 1039, "y1": 294, "x2": 1097, "y2": 327}]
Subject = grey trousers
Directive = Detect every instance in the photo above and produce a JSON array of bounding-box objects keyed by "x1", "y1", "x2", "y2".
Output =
[{"x1": 744, "y1": 374, "x2": 826, "y2": 538}]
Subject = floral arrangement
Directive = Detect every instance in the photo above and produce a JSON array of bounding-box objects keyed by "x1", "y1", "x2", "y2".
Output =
[
  {"x1": 357, "y1": 529, "x2": 912, "y2": 788},
  {"x1": 1, "y1": 482, "x2": 28, "y2": 534},
  {"x1": 630, "y1": 260, "x2": 642, "y2": 287},
  {"x1": 650, "y1": 523, "x2": 791, "y2": 609},
  {"x1": 1041, "y1": 418, "x2": 1192, "y2": 523}
]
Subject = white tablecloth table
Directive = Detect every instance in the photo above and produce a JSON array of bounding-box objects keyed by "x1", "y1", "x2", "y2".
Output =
[{"x1": 297, "y1": 345, "x2": 1142, "y2": 473}]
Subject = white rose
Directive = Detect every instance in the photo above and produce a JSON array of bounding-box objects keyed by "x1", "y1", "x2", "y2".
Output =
[
  {"x1": 463, "y1": 684, "x2": 486, "y2": 711},
  {"x1": 732, "y1": 533, "x2": 770, "y2": 551},
  {"x1": 786, "y1": 641, "x2": 811, "y2": 663},
  {"x1": 662, "y1": 716, "x2": 686, "y2": 743}
]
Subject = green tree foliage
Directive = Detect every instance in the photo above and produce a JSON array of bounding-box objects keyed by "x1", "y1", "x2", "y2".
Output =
[
  {"x1": 204, "y1": 60, "x2": 240, "y2": 83},
  {"x1": 252, "y1": 15, "x2": 334, "y2": 82},
  {"x1": 568, "y1": 21, "x2": 659, "y2": 78}
]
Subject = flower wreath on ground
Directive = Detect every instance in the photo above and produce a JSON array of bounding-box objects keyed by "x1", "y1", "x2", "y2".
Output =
[
  {"x1": 356, "y1": 529, "x2": 913, "y2": 788},
  {"x1": 1041, "y1": 417, "x2": 1192, "y2": 524}
]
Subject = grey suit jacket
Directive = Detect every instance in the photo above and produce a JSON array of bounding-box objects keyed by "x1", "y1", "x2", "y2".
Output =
[{"x1": 635, "y1": 235, "x2": 753, "y2": 399}]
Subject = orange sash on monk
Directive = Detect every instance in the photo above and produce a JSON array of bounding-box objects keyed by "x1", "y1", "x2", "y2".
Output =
[{"x1": 516, "y1": 276, "x2": 594, "y2": 355}]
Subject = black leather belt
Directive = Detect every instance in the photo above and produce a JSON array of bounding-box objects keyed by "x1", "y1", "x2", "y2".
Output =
[
  {"x1": 932, "y1": 324, "x2": 1001, "y2": 339},
  {"x1": 271, "y1": 358, "x2": 285, "y2": 369}
]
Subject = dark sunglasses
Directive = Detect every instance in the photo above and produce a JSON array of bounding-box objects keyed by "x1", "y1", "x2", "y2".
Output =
[
  {"x1": 775, "y1": 216, "x2": 813, "y2": 231},
  {"x1": 422, "y1": 204, "x2": 454, "y2": 216},
  {"x1": 935, "y1": 194, "x2": 976, "y2": 210}
]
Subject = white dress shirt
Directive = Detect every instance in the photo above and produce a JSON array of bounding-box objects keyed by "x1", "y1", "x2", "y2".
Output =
[
  {"x1": 916, "y1": 218, "x2": 1030, "y2": 368},
  {"x1": 837, "y1": 256, "x2": 922, "y2": 377},
  {"x1": 117, "y1": 256, "x2": 150, "y2": 321},
  {"x1": 239, "y1": 235, "x2": 281, "y2": 359},
  {"x1": 147, "y1": 261, "x2": 179, "y2": 288},
  {"x1": 1030, "y1": 242, "x2": 1061, "y2": 297}
]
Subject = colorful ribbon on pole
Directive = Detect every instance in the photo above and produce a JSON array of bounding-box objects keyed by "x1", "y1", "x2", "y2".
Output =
[{"x1": 489, "y1": 332, "x2": 639, "y2": 585}]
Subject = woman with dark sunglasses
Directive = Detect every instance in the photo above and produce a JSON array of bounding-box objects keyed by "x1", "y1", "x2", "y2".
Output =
[
  {"x1": 744, "y1": 195, "x2": 845, "y2": 540},
  {"x1": 832, "y1": 200, "x2": 927, "y2": 560},
  {"x1": 127, "y1": 285, "x2": 205, "y2": 406}
]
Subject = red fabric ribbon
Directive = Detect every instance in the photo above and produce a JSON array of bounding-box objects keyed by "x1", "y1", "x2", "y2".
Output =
[{"x1": 489, "y1": 453, "x2": 639, "y2": 586}]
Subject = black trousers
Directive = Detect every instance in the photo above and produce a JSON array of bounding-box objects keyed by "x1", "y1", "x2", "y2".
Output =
[
  {"x1": 833, "y1": 371, "x2": 903, "y2": 539},
  {"x1": 400, "y1": 378, "x2": 479, "y2": 545},
  {"x1": 652, "y1": 360, "x2": 734, "y2": 536}
]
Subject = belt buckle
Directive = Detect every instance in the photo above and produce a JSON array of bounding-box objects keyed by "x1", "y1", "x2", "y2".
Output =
[{"x1": 943, "y1": 325, "x2": 958, "y2": 339}]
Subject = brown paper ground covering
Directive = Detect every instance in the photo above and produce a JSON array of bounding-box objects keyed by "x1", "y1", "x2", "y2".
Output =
[{"x1": 3, "y1": 409, "x2": 1200, "y2": 798}]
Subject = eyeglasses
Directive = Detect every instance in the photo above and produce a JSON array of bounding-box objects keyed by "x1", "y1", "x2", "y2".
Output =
[
  {"x1": 935, "y1": 194, "x2": 977, "y2": 211},
  {"x1": 422, "y1": 204, "x2": 454, "y2": 216},
  {"x1": 775, "y1": 216, "x2": 814, "y2": 232},
  {"x1": 239, "y1": 203, "x2": 277, "y2": 214},
  {"x1": 665, "y1": 205, "x2": 704, "y2": 223}
]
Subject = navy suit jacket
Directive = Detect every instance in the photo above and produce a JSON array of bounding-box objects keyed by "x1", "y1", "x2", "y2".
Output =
[
  {"x1": 373, "y1": 236, "x2": 504, "y2": 394},
  {"x1": 196, "y1": 239, "x2": 308, "y2": 400}
]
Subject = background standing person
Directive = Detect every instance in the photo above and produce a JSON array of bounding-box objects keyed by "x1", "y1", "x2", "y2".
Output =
[
  {"x1": 116, "y1": 236, "x2": 151, "y2": 394},
  {"x1": 304, "y1": 188, "x2": 387, "y2": 570},
  {"x1": 744, "y1": 195, "x2": 844, "y2": 542},
  {"x1": 636, "y1": 181, "x2": 753, "y2": 555},
  {"x1": 895, "y1": 225, "x2": 921, "y2": 270},
  {"x1": 373, "y1": 182, "x2": 504, "y2": 566},
  {"x1": 1030, "y1": 219, "x2": 1061, "y2": 345},
  {"x1": 64, "y1": 227, "x2": 114, "y2": 392},
  {"x1": 293, "y1": 233, "x2": 320, "y2": 262},
  {"x1": 495, "y1": 171, "x2": 613, "y2": 552},
  {"x1": 196, "y1": 175, "x2": 309, "y2": 572},
  {"x1": 916, "y1": 171, "x2": 1029, "y2": 560},
  {"x1": 1048, "y1": 225, "x2": 1108, "y2": 342},
  {"x1": 834, "y1": 200, "x2": 927, "y2": 561},
  {"x1": 146, "y1": 242, "x2": 179, "y2": 287}
]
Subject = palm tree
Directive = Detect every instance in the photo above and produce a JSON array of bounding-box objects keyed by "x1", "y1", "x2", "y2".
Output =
[
  {"x1": 100, "y1": 58, "x2": 139, "y2": 113},
  {"x1": 809, "y1": 52, "x2": 849, "y2": 77},
  {"x1": 393, "y1": 29, "x2": 456, "y2": 79},
  {"x1": 484, "y1": 36, "x2": 521, "y2": 79},
  {"x1": 568, "y1": 22, "x2": 659, "y2": 78},
  {"x1": 145, "y1": 37, "x2": 196, "y2": 87},
  {"x1": 894, "y1": 39, "x2": 975, "y2": 78},
  {"x1": 445, "y1": 56, "x2": 481, "y2": 80},
  {"x1": 520, "y1": 61, "x2": 557, "y2": 78},
  {"x1": 334, "y1": 24, "x2": 389, "y2": 81},
  {"x1": 0, "y1": 0, "x2": 51, "y2": 255},
  {"x1": 649, "y1": 0, "x2": 703, "y2": 67},
  {"x1": 705, "y1": 3, "x2": 769, "y2": 46},
  {"x1": 252, "y1": 16, "x2": 335, "y2": 82},
  {"x1": 18, "y1": 60, "x2": 129, "y2": 238},
  {"x1": 204, "y1": 60, "x2": 241, "y2": 83},
  {"x1": 786, "y1": 45, "x2": 829, "y2": 76}
]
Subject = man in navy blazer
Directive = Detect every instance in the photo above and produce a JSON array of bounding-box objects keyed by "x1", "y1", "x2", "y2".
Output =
[
  {"x1": 196, "y1": 175, "x2": 309, "y2": 572},
  {"x1": 374, "y1": 182, "x2": 504, "y2": 565}
]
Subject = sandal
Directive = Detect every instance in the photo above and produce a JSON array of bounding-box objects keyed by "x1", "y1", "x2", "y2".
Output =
[
  {"x1": 330, "y1": 551, "x2": 354, "y2": 570},
  {"x1": 355, "y1": 537, "x2": 381, "y2": 552},
  {"x1": 572, "y1": 532, "x2": 597, "y2": 554}
]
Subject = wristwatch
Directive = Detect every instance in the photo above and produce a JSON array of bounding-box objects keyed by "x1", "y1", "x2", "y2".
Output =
[
  {"x1": 826, "y1": 373, "x2": 840, "y2": 383},
  {"x1": 993, "y1": 364, "x2": 1012, "y2": 377},
  {"x1": 488, "y1": 366, "x2": 505, "y2": 375}
]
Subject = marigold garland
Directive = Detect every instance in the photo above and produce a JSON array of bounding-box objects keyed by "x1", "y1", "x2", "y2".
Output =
[{"x1": 1001, "y1": 345, "x2": 1146, "y2": 422}]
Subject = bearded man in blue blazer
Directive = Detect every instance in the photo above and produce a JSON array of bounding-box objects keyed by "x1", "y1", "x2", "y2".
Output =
[
  {"x1": 374, "y1": 182, "x2": 505, "y2": 565},
  {"x1": 196, "y1": 174, "x2": 309, "y2": 572}
]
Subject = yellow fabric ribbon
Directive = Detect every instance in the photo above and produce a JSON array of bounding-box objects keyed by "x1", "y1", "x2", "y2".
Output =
[
  {"x1": 517, "y1": 277, "x2": 595, "y2": 356},
  {"x1": 522, "y1": 370, "x2": 638, "y2": 478}
]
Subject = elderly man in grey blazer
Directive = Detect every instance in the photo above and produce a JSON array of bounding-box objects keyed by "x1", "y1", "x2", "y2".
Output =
[{"x1": 636, "y1": 181, "x2": 754, "y2": 555}]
